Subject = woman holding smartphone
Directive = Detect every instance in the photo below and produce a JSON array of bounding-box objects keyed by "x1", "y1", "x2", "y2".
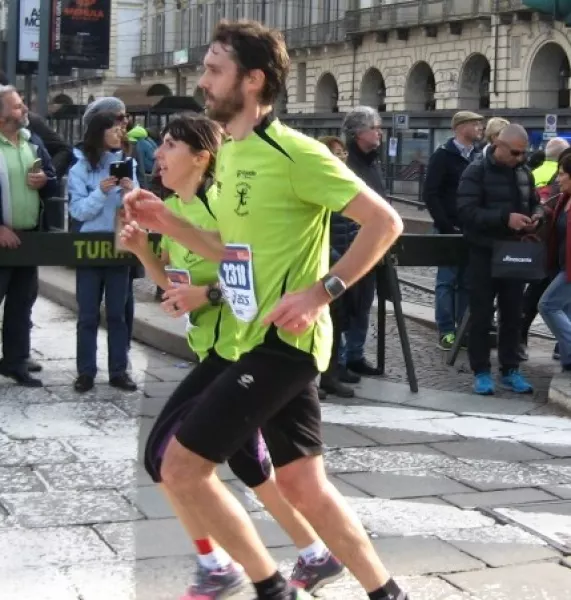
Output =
[
  {"x1": 120, "y1": 114, "x2": 342, "y2": 600},
  {"x1": 68, "y1": 111, "x2": 139, "y2": 393}
]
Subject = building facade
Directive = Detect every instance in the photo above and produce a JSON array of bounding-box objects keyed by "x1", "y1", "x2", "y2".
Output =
[{"x1": 126, "y1": 0, "x2": 571, "y2": 116}]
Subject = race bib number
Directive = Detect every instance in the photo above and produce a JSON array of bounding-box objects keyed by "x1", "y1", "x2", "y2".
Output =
[{"x1": 219, "y1": 244, "x2": 258, "y2": 322}]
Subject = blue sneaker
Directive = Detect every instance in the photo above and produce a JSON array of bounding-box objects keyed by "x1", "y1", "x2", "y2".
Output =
[
  {"x1": 501, "y1": 370, "x2": 533, "y2": 394},
  {"x1": 474, "y1": 372, "x2": 495, "y2": 395}
]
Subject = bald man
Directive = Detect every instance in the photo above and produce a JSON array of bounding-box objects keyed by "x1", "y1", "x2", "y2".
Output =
[{"x1": 457, "y1": 124, "x2": 543, "y2": 395}]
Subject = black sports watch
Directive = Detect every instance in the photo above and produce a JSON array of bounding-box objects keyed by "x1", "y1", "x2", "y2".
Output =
[
  {"x1": 321, "y1": 274, "x2": 347, "y2": 301},
  {"x1": 206, "y1": 284, "x2": 223, "y2": 306}
]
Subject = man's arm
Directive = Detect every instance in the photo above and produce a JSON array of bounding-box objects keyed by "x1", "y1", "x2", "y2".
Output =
[
  {"x1": 146, "y1": 205, "x2": 225, "y2": 263},
  {"x1": 422, "y1": 151, "x2": 455, "y2": 233},
  {"x1": 28, "y1": 113, "x2": 74, "y2": 179},
  {"x1": 323, "y1": 189, "x2": 402, "y2": 292}
]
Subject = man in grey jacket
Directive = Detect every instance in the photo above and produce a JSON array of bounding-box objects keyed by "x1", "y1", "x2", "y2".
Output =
[{"x1": 331, "y1": 106, "x2": 385, "y2": 379}]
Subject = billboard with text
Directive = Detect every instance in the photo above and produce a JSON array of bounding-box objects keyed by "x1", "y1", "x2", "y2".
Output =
[{"x1": 50, "y1": 0, "x2": 111, "y2": 70}]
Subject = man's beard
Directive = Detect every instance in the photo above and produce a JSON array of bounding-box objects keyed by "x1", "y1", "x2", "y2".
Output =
[{"x1": 204, "y1": 81, "x2": 245, "y2": 125}]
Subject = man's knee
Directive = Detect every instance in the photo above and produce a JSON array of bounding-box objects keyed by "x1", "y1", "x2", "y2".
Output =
[
  {"x1": 275, "y1": 456, "x2": 328, "y2": 510},
  {"x1": 160, "y1": 437, "x2": 214, "y2": 493}
]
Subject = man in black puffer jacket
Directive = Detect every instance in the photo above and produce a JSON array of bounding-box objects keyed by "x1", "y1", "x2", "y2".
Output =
[
  {"x1": 332, "y1": 106, "x2": 385, "y2": 380},
  {"x1": 457, "y1": 124, "x2": 543, "y2": 396}
]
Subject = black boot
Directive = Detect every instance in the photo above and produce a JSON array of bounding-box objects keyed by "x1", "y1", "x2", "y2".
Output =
[{"x1": 320, "y1": 373, "x2": 355, "y2": 398}]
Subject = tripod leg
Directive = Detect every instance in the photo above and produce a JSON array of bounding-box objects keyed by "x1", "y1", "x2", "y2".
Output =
[
  {"x1": 375, "y1": 265, "x2": 386, "y2": 375},
  {"x1": 386, "y1": 260, "x2": 418, "y2": 393},
  {"x1": 447, "y1": 307, "x2": 471, "y2": 367}
]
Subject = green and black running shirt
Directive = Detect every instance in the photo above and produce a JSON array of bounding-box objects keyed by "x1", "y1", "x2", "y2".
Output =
[{"x1": 213, "y1": 115, "x2": 363, "y2": 371}]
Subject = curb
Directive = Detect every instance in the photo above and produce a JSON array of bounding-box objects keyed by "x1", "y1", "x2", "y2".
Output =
[{"x1": 548, "y1": 374, "x2": 571, "y2": 413}]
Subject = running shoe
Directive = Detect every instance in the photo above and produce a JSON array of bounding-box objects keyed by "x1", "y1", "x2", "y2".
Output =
[
  {"x1": 181, "y1": 562, "x2": 247, "y2": 599},
  {"x1": 289, "y1": 553, "x2": 345, "y2": 593},
  {"x1": 438, "y1": 333, "x2": 455, "y2": 351}
]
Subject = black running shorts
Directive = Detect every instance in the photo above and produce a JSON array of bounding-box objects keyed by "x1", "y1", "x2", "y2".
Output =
[
  {"x1": 175, "y1": 335, "x2": 323, "y2": 468},
  {"x1": 144, "y1": 352, "x2": 273, "y2": 488}
]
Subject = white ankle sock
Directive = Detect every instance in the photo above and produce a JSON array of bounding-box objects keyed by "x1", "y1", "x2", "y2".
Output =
[
  {"x1": 299, "y1": 540, "x2": 329, "y2": 564},
  {"x1": 197, "y1": 547, "x2": 232, "y2": 571}
]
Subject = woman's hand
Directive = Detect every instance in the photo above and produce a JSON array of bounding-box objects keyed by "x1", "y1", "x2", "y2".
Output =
[
  {"x1": 100, "y1": 176, "x2": 118, "y2": 193},
  {"x1": 119, "y1": 177, "x2": 134, "y2": 192},
  {"x1": 119, "y1": 221, "x2": 149, "y2": 255},
  {"x1": 160, "y1": 284, "x2": 208, "y2": 318}
]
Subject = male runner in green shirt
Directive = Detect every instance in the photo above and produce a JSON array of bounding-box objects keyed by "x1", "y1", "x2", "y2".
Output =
[{"x1": 125, "y1": 19, "x2": 406, "y2": 600}]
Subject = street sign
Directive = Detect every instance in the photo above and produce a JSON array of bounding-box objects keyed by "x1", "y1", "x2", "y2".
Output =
[
  {"x1": 543, "y1": 131, "x2": 558, "y2": 140},
  {"x1": 395, "y1": 114, "x2": 409, "y2": 130},
  {"x1": 545, "y1": 114, "x2": 558, "y2": 133}
]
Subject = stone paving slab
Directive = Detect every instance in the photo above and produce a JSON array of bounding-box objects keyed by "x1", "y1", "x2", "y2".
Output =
[
  {"x1": 0, "y1": 526, "x2": 115, "y2": 568},
  {"x1": 443, "y1": 563, "x2": 571, "y2": 599},
  {"x1": 37, "y1": 460, "x2": 137, "y2": 491},
  {"x1": 429, "y1": 439, "x2": 553, "y2": 462},
  {"x1": 345, "y1": 498, "x2": 494, "y2": 537},
  {"x1": 0, "y1": 439, "x2": 77, "y2": 466},
  {"x1": 0, "y1": 466, "x2": 45, "y2": 493},
  {"x1": 369, "y1": 535, "x2": 485, "y2": 575},
  {"x1": 491, "y1": 501, "x2": 571, "y2": 553},
  {"x1": 443, "y1": 488, "x2": 560, "y2": 509},
  {"x1": 0, "y1": 490, "x2": 142, "y2": 527},
  {"x1": 63, "y1": 435, "x2": 137, "y2": 462},
  {"x1": 436, "y1": 525, "x2": 561, "y2": 568},
  {"x1": 338, "y1": 471, "x2": 474, "y2": 498},
  {"x1": 432, "y1": 458, "x2": 571, "y2": 491}
]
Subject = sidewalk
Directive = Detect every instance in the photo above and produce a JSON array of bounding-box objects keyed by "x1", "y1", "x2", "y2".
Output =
[{"x1": 1, "y1": 297, "x2": 570, "y2": 599}]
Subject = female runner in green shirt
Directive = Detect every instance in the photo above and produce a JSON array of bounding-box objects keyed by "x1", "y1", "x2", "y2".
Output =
[{"x1": 120, "y1": 114, "x2": 342, "y2": 600}]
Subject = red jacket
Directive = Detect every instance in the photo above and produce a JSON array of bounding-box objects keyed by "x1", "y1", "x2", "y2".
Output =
[{"x1": 547, "y1": 193, "x2": 571, "y2": 282}]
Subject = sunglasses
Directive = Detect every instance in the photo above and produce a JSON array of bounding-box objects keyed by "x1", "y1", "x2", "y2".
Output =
[
  {"x1": 115, "y1": 114, "x2": 127, "y2": 123},
  {"x1": 499, "y1": 141, "x2": 526, "y2": 157}
]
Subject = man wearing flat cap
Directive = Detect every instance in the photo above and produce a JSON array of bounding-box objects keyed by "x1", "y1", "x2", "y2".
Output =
[{"x1": 422, "y1": 110, "x2": 483, "y2": 350}]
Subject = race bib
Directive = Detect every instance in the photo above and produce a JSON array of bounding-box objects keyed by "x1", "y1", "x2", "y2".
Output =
[
  {"x1": 219, "y1": 244, "x2": 258, "y2": 322},
  {"x1": 164, "y1": 268, "x2": 195, "y2": 330}
]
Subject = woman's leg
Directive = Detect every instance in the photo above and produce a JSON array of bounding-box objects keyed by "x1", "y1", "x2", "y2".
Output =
[
  {"x1": 539, "y1": 272, "x2": 571, "y2": 366},
  {"x1": 103, "y1": 266, "x2": 130, "y2": 378},
  {"x1": 75, "y1": 267, "x2": 103, "y2": 378}
]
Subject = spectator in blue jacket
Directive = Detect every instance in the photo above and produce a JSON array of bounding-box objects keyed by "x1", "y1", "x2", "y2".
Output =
[
  {"x1": 0, "y1": 86, "x2": 58, "y2": 387},
  {"x1": 68, "y1": 111, "x2": 139, "y2": 394}
]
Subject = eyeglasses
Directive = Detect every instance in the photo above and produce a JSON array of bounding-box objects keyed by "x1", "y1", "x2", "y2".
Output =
[{"x1": 115, "y1": 114, "x2": 127, "y2": 123}]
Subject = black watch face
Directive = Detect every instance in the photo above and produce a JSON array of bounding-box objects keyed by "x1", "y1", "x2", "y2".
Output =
[{"x1": 208, "y1": 287, "x2": 222, "y2": 304}]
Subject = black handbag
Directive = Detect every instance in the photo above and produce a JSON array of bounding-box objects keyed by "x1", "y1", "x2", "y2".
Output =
[{"x1": 491, "y1": 235, "x2": 547, "y2": 281}]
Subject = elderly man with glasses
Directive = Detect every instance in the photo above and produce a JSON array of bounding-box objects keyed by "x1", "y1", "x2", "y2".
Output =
[{"x1": 457, "y1": 124, "x2": 543, "y2": 396}]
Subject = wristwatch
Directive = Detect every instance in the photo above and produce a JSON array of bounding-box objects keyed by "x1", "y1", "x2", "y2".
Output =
[
  {"x1": 321, "y1": 274, "x2": 347, "y2": 301},
  {"x1": 206, "y1": 284, "x2": 223, "y2": 306}
]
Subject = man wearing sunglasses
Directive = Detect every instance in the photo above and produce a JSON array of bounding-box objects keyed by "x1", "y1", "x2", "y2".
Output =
[{"x1": 457, "y1": 124, "x2": 542, "y2": 396}]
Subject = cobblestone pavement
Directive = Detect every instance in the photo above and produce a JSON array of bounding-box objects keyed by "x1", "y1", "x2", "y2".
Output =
[{"x1": 1, "y1": 297, "x2": 571, "y2": 599}]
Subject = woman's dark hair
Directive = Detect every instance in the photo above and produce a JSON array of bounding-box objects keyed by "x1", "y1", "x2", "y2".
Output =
[
  {"x1": 83, "y1": 111, "x2": 118, "y2": 169},
  {"x1": 558, "y1": 147, "x2": 571, "y2": 168},
  {"x1": 161, "y1": 113, "x2": 223, "y2": 178},
  {"x1": 559, "y1": 153, "x2": 571, "y2": 177}
]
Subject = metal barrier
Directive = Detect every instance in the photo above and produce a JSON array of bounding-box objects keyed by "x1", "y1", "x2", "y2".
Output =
[{"x1": 0, "y1": 232, "x2": 472, "y2": 392}]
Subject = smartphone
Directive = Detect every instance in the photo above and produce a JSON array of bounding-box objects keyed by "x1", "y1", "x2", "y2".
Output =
[
  {"x1": 29, "y1": 158, "x2": 42, "y2": 174},
  {"x1": 110, "y1": 159, "x2": 133, "y2": 180}
]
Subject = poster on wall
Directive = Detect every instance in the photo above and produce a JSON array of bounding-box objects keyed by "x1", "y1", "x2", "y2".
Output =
[
  {"x1": 50, "y1": 0, "x2": 111, "y2": 70},
  {"x1": 18, "y1": 0, "x2": 40, "y2": 63}
]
